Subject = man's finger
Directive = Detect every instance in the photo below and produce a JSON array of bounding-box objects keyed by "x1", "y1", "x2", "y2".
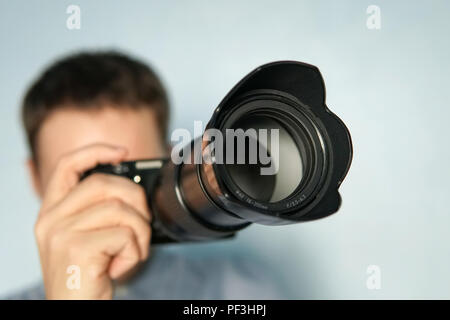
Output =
[
  {"x1": 48, "y1": 173, "x2": 151, "y2": 225},
  {"x1": 42, "y1": 144, "x2": 128, "y2": 211},
  {"x1": 62, "y1": 199, "x2": 151, "y2": 260},
  {"x1": 75, "y1": 227, "x2": 141, "y2": 281}
]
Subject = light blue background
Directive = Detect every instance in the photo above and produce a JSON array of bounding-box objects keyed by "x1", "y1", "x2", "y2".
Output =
[{"x1": 1, "y1": 0, "x2": 449, "y2": 298}]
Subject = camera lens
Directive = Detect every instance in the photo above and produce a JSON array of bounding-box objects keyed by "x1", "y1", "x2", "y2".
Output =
[
  {"x1": 207, "y1": 92, "x2": 327, "y2": 222},
  {"x1": 141, "y1": 61, "x2": 351, "y2": 242}
]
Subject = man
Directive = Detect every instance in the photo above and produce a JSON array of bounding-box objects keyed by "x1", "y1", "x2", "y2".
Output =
[{"x1": 8, "y1": 51, "x2": 289, "y2": 299}]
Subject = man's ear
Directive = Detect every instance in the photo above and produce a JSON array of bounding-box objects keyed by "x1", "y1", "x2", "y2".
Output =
[{"x1": 26, "y1": 158, "x2": 43, "y2": 199}]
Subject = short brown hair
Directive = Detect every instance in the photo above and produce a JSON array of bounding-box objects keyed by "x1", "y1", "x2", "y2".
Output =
[{"x1": 22, "y1": 51, "x2": 170, "y2": 160}]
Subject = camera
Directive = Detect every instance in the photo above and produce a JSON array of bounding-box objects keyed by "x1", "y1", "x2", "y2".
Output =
[{"x1": 82, "y1": 61, "x2": 353, "y2": 244}]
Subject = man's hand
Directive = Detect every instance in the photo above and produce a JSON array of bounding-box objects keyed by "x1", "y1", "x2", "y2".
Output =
[{"x1": 35, "y1": 144, "x2": 152, "y2": 299}]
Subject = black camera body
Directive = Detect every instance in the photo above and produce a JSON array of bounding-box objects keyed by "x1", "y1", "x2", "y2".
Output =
[{"x1": 83, "y1": 61, "x2": 353, "y2": 244}]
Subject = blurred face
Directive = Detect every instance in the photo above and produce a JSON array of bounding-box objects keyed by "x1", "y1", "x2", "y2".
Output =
[{"x1": 30, "y1": 105, "x2": 166, "y2": 197}]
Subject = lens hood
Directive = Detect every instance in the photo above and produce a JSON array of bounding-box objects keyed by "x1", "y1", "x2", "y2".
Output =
[{"x1": 201, "y1": 61, "x2": 353, "y2": 223}]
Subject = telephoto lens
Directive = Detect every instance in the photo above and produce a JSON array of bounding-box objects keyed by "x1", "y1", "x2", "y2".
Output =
[{"x1": 84, "y1": 61, "x2": 353, "y2": 244}]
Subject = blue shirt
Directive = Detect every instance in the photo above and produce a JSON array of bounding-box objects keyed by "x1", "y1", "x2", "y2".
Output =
[{"x1": 5, "y1": 244, "x2": 292, "y2": 299}]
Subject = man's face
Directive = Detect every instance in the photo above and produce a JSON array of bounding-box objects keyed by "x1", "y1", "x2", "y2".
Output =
[{"x1": 32, "y1": 105, "x2": 166, "y2": 196}]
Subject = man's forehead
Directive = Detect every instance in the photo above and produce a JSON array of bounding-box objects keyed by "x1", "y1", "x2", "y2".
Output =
[{"x1": 36, "y1": 106, "x2": 163, "y2": 178}]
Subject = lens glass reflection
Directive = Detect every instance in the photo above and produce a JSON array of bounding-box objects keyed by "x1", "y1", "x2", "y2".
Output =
[{"x1": 225, "y1": 115, "x2": 303, "y2": 203}]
